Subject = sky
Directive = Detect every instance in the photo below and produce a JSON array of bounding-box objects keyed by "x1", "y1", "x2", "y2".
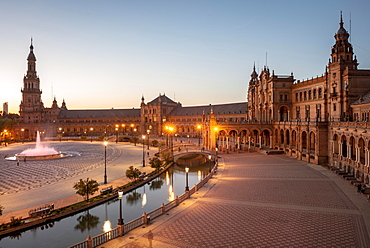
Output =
[{"x1": 1, "y1": 0, "x2": 370, "y2": 113}]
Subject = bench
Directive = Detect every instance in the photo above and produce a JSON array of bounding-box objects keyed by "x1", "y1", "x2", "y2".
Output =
[{"x1": 100, "y1": 186, "x2": 113, "y2": 195}]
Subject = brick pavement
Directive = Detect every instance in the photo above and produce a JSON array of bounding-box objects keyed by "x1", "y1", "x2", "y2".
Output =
[
  {"x1": 101, "y1": 152, "x2": 370, "y2": 248},
  {"x1": 0, "y1": 142, "x2": 121, "y2": 195}
]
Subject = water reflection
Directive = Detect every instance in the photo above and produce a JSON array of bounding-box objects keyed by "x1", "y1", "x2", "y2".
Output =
[
  {"x1": 103, "y1": 220, "x2": 112, "y2": 233},
  {"x1": 149, "y1": 179, "x2": 164, "y2": 190},
  {"x1": 74, "y1": 211, "x2": 99, "y2": 233},
  {"x1": 142, "y1": 185, "x2": 147, "y2": 208},
  {"x1": 126, "y1": 191, "x2": 142, "y2": 205}
]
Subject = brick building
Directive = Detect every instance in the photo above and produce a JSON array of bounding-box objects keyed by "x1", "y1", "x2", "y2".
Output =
[{"x1": 14, "y1": 14, "x2": 370, "y2": 185}]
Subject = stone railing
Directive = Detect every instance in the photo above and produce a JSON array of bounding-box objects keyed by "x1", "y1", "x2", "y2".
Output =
[{"x1": 68, "y1": 162, "x2": 218, "y2": 248}]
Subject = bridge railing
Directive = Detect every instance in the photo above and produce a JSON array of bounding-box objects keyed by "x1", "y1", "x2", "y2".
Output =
[{"x1": 68, "y1": 161, "x2": 218, "y2": 248}]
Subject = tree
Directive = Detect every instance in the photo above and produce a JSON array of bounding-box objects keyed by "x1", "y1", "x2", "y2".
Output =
[
  {"x1": 161, "y1": 151, "x2": 173, "y2": 165},
  {"x1": 126, "y1": 166, "x2": 141, "y2": 181},
  {"x1": 149, "y1": 157, "x2": 162, "y2": 171},
  {"x1": 132, "y1": 137, "x2": 139, "y2": 146},
  {"x1": 73, "y1": 178, "x2": 99, "y2": 202},
  {"x1": 151, "y1": 140, "x2": 159, "y2": 147}
]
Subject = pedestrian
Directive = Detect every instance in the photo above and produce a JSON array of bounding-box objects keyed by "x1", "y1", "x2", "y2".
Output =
[
  {"x1": 357, "y1": 184, "x2": 362, "y2": 193},
  {"x1": 147, "y1": 230, "x2": 154, "y2": 248},
  {"x1": 17, "y1": 160, "x2": 19, "y2": 166}
]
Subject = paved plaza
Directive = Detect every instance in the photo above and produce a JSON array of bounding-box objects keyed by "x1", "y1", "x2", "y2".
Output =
[
  {"x1": 0, "y1": 142, "x2": 123, "y2": 195},
  {"x1": 0, "y1": 141, "x2": 156, "y2": 221},
  {"x1": 102, "y1": 152, "x2": 370, "y2": 248}
]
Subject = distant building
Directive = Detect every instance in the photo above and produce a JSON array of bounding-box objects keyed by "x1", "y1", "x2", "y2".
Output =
[
  {"x1": 3, "y1": 102, "x2": 8, "y2": 115},
  {"x1": 14, "y1": 13, "x2": 370, "y2": 185}
]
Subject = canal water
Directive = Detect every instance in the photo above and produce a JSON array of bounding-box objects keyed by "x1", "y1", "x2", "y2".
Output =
[{"x1": 0, "y1": 163, "x2": 212, "y2": 248}]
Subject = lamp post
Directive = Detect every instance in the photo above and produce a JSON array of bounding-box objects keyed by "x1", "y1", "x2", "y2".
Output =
[
  {"x1": 90, "y1": 127, "x2": 93, "y2": 142},
  {"x1": 21, "y1": 128, "x2": 24, "y2": 143},
  {"x1": 142, "y1": 135, "x2": 146, "y2": 167},
  {"x1": 104, "y1": 141, "x2": 108, "y2": 184},
  {"x1": 122, "y1": 124, "x2": 126, "y2": 135},
  {"x1": 115, "y1": 124, "x2": 119, "y2": 143},
  {"x1": 147, "y1": 129, "x2": 150, "y2": 150},
  {"x1": 197, "y1": 125, "x2": 201, "y2": 146},
  {"x1": 185, "y1": 166, "x2": 189, "y2": 191},
  {"x1": 117, "y1": 191, "x2": 124, "y2": 225}
]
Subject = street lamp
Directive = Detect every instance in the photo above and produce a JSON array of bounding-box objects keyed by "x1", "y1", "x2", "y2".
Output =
[
  {"x1": 142, "y1": 135, "x2": 146, "y2": 167},
  {"x1": 147, "y1": 129, "x2": 150, "y2": 150},
  {"x1": 185, "y1": 166, "x2": 189, "y2": 191},
  {"x1": 104, "y1": 141, "x2": 108, "y2": 184},
  {"x1": 197, "y1": 125, "x2": 201, "y2": 146},
  {"x1": 117, "y1": 191, "x2": 124, "y2": 225},
  {"x1": 90, "y1": 127, "x2": 93, "y2": 142},
  {"x1": 21, "y1": 128, "x2": 24, "y2": 143},
  {"x1": 115, "y1": 124, "x2": 119, "y2": 143}
]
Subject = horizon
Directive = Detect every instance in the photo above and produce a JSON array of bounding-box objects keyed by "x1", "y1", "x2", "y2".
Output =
[{"x1": 1, "y1": 0, "x2": 370, "y2": 114}]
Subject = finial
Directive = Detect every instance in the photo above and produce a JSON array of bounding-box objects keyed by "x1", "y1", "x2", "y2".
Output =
[
  {"x1": 30, "y1": 37, "x2": 34, "y2": 50},
  {"x1": 340, "y1": 11, "x2": 344, "y2": 27},
  {"x1": 141, "y1": 95, "x2": 144, "y2": 102}
]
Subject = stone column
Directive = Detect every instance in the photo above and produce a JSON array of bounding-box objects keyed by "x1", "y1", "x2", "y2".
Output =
[
  {"x1": 348, "y1": 144, "x2": 352, "y2": 160},
  {"x1": 270, "y1": 135, "x2": 273, "y2": 148},
  {"x1": 364, "y1": 148, "x2": 369, "y2": 167},
  {"x1": 338, "y1": 142, "x2": 343, "y2": 157}
]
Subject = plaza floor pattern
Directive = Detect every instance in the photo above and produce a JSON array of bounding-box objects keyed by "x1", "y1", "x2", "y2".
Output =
[
  {"x1": 0, "y1": 142, "x2": 121, "y2": 195},
  {"x1": 102, "y1": 152, "x2": 370, "y2": 248}
]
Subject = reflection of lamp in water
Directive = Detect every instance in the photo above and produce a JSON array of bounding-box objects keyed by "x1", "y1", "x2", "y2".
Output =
[
  {"x1": 185, "y1": 166, "x2": 189, "y2": 191},
  {"x1": 117, "y1": 191, "x2": 124, "y2": 225},
  {"x1": 142, "y1": 186, "x2": 147, "y2": 208},
  {"x1": 166, "y1": 171, "x2": 170, "y2": 185},
  {"x1": 168, "y1": 184, "x2": 175, "y2": 201},
  {"x1": 198, "y1": 170, "x2": 202, "y2": 181},
  {"x1": 103, "y1": 220, "x2": 112, "y2": 233}
]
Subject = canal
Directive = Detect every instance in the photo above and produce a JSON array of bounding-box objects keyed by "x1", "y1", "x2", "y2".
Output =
[{"x1": 0, "y1": 163, "x2": 213, "y2": 248}]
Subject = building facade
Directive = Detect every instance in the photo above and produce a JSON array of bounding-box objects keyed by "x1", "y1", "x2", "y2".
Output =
[{"x1": 14, "y1": 14, "x2": 370, "y2": 185}]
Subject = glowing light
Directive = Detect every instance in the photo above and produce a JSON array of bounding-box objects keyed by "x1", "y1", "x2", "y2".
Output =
[
  {"x1": 104, "y1": 141, "x2": 108, "y2": 146},
  {"x1": 198, "y1": 170, "x2": 202, "y2": 181},
  {"x1": 142, "y1": 193, "x2": 147, "y2": 207},
  {"x1": 103, "y1": 220, "x2": 112, "y2": 233},
  {"x1": 168, "y1": 185, "x2": 175, "y2": 201},
  {"x1": 166, "y1": 171, "x2": 170, "y2": 185}
]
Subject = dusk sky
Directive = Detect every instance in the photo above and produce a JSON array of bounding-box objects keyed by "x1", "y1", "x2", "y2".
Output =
[{"x1": 1, "y1": 0, "x2": 370, "y2": 113}]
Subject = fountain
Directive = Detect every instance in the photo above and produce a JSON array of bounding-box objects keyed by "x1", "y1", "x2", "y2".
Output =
[{"x1": 8, "y1": 131, "x2": 71, "y2": 160}]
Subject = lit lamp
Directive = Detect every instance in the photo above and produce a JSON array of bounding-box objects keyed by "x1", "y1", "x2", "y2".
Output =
[
  {"x1": 117, "y1": 191, "x2": 124, "y2": 225},
  {"x1": 142, "y1": 135, "x2": 146, "y2": 167},
  {"x1": 21, "y1": 128, "x2": 24, "y2": 143},
  {"x1": 197, "y1": 125, "x2": 201, "y2": 146},
  {"x1": 90, "y1": 127, "x2": 93, "y2": 142},
  {"x1": 147, "y1": 129, "x2": 150, "y2": 150},
  {"x1": 104, "y1": 141, "x2": 108, "y2": 184},
  {"x1": 115, "y1": 124, "x2": 119, "y2": 143},
  {"x1": 185, "y1": 166, "x2": 189, "y2": 191}
]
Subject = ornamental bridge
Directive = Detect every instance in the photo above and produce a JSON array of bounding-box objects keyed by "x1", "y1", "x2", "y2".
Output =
[{"x1": 161, "y1": 144, "x2": 218, "y2": 166}]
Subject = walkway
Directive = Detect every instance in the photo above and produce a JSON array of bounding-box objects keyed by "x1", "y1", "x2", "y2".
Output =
[{"x1": 101, "y1": 152, "x2": 370, "y2": 247}]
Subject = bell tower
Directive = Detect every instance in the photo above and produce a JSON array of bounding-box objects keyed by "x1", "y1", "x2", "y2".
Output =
[
  {"x1": 327, "y1": 12, "x2": 358, "y2": 121},
  {"x1": 19, "y1": 39, "x2": 44, "y2": 123},
  {"x1": 329, "y1": 12, "x2": 357, "y2": 70}
]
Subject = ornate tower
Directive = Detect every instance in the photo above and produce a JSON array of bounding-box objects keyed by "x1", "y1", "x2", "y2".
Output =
[
  {"x1": 327, "y1": 12, "x2": 358, "y2": 120},
  {"x1": 19, "y1": 40, "x2": 44, "y2": 124}
]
